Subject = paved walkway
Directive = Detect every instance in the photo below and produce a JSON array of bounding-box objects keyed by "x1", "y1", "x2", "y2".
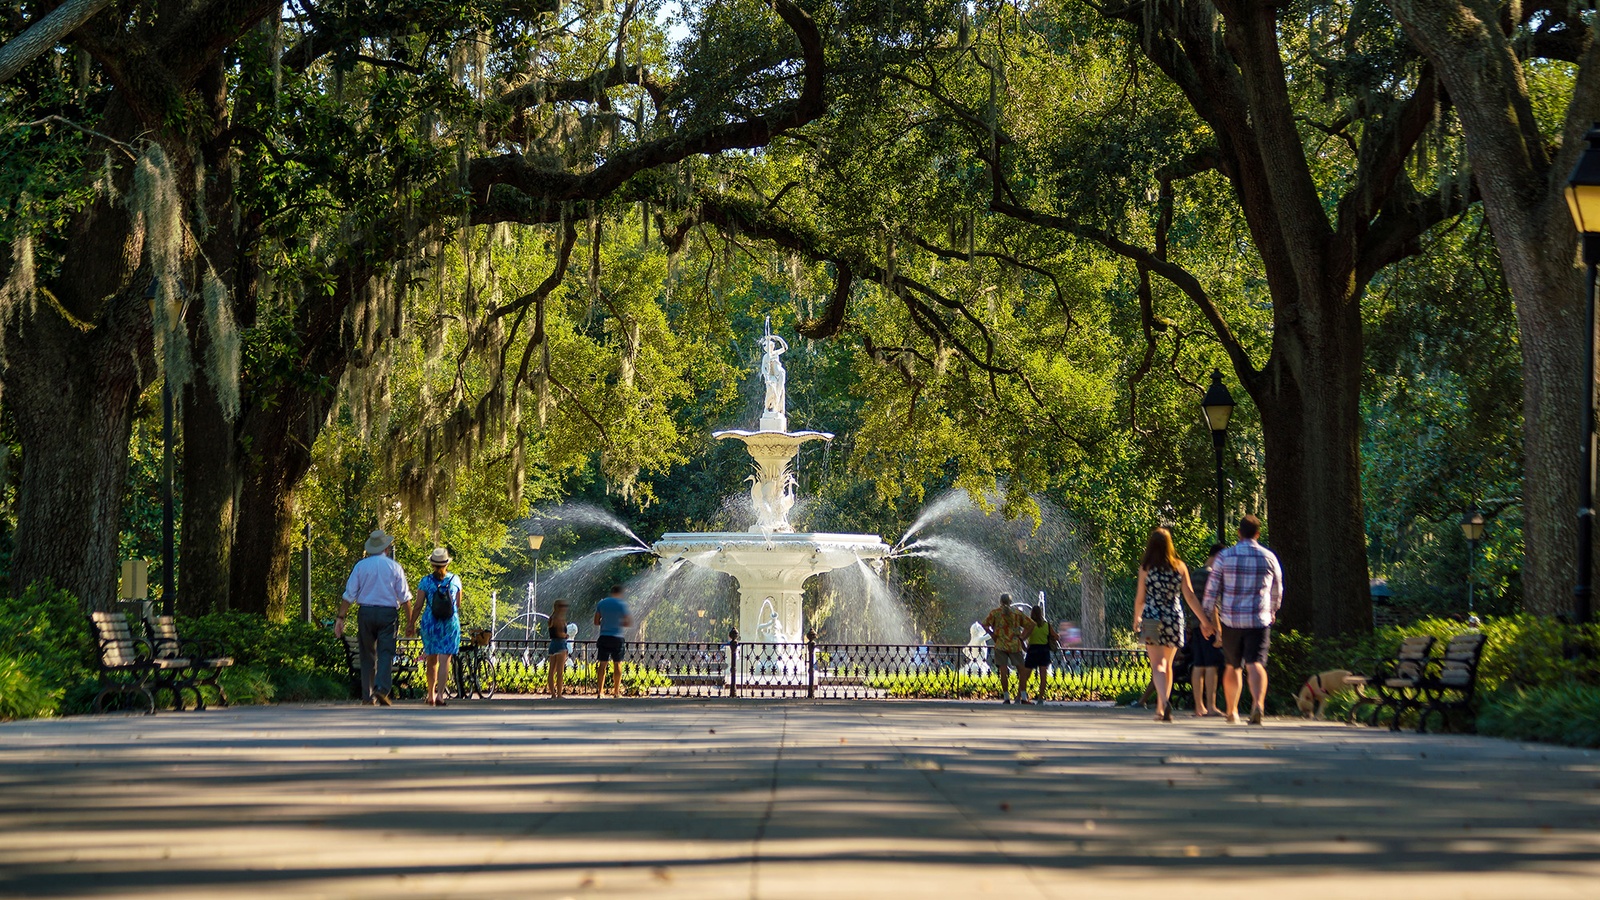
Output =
[{"x1": 1, "y1": 700, "x2": 1597, "y2": 898}]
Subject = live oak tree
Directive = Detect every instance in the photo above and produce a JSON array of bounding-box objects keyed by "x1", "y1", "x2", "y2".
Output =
[
  {"x1": 1382, "y1": 0, "x2": 1598, "y2": 616},
  {"x1": 0, "y1": 0, "x2": 836, "y2": 614},
  {"x1": 975, "y1": 0, "x2": 1469, "y2": 635}
]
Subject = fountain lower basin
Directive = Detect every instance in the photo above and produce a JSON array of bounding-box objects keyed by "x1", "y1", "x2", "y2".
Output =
[{"x1": 652, "y1": 532, "x2": 892, "y2": 639}]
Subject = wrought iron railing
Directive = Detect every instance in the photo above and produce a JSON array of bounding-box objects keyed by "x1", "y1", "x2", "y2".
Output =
[{"x1": 394, "y1": 637, "x2": 1149, "y2": 701}]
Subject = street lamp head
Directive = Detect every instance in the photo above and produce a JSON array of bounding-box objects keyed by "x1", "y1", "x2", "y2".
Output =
[
  {"x1": 1566, "y1": 123, "x2": 1600, "y2": 236},
  {"x1": 527, "y1": 533, "x2": 544, "y2": 551},
  {"x1": 1459, "y1": 510, "x2": 1486, "y2": 543},
  {"x1": 1201, "y1": 369, "x2": 1235, "y2": 434}
]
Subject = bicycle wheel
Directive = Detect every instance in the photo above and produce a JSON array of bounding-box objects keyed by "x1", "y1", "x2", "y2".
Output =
[
  {"x1": 478, "y1": 653, "x2": 497, "y2": 699},
  {"x1": 444, "y1": 655, "x2": 461, "y2": 699}
]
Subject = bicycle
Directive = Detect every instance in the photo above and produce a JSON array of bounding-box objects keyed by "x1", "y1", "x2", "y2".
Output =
[{"x1": 449, "y1": 629, "x2": 498, "y2": 699}]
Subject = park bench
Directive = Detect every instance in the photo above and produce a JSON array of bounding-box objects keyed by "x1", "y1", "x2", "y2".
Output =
[
  {"x1": 1345, "y1": 634, "x2": 1436, "y2": 729},
  {"x1": 1415, "y1": 632, "x2": 1488, "y2": 733},
  {"x1": 87, "y1": 611, "x2": 190, "y2": 714},
  {"x1": 144, "y1": 615, "x2": 234, "y2": 710},
  {"x1": 339, "y1": 633, "x2": 421, "y2": 700}
]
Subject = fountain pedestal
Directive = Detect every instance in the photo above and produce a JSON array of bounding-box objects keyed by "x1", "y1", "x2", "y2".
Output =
[{"x1": 652, "y1": 532, "x2": 891, "y2": 639}]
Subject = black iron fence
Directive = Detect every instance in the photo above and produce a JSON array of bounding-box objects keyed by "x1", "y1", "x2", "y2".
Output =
[{"x1": 394, "y1": 637, "x2": 1149, "y2": 702}]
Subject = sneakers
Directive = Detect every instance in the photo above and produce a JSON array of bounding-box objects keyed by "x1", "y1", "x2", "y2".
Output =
[
  {"x1": 1002, "y1": 696, "x2": 1012, "y2": 705},
  {"x1": 1247, "y1": 708, "x2": 1263, "y2": 726},
  {"x1": 374, "y1": 692, "x2": 393, "y2": 707}
]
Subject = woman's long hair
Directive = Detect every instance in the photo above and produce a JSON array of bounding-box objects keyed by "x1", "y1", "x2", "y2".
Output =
[{"x1": 1140, "y1": 527, "x2": 1181, "y2": 572}]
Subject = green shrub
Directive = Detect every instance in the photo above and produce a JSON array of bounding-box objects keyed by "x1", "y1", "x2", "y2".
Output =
[
  {"x1": 862, "y1": 667, "x2": 1141, "y2": 701},
  {"x1": 269, "y1": 669, "x2": 345, "y2": 702},
  {"x1": 0, "y1": 655, "x2": 57, "y2": 720},
  {"x1": 0, "y1": 583, "x2": 95, "y2": 719},
  {"x1": 1478, "y1": 683, "x2": 1600, "y2": 748},
  {"x1": 184, "y1": 612, "x2": 346, "y2": 698},
  {"x1": 217, "y1": 664, "x2": 277, "y2": 705}
]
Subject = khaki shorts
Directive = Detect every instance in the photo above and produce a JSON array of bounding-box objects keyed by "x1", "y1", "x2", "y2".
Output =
[{"x1": 992, "y1": 649, "x2": 1026, "y2": 671}]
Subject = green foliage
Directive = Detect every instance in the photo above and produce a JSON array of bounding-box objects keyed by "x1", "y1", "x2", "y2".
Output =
[
  {"x1": 864, "y1": 666, "x2": 1139, "y2": 701},
  {"x1": 217, "y1": 665, "x2": 278, "y2": 706},
  {"x1": 1362, "y1": 214, "x2": 1523, "y2": 615},
  {"x1": 0, "y1": 655, "x2": 57, "y2": 720},
  {"x1": 1478, "y1": 684, "x2": 1600, "y2": 749},
  {"x1": 494, "y1": 660, "x2": 671, "y2": 695},
  {"x1": 0, "y1": 583, "x2": 94, "y2": 720},
  {"x1": 182, "y1": 613, "x2": 346, "y2": 700}
]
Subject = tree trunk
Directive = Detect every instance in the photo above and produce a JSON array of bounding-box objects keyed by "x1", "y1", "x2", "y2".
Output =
[
  {"x1": 178, "y1": 96, "x2": 241, "y2": 616},
  {"x1": 1493, "y1": 220, "x2": 1585, "y2": 616},
  {"x1": 1380, "y1": 0, "x2": 1595, "y2": 617},
  {"x1": 230, "y1": 372, "x2": 345, "y2": 619},
  {"x1": 1252, "y1": 296, "x2": 1371, "y2": 634},
  {"x1": 229, "y1": 379, "x2": 328, "y2": 619},
  {"x1": 5, "y1": 296, "x2": 150, "y2": 608},
  {"x1": 179, "y1": 376, "x2": 238, "y2": 615},
  {"x1": 229, "y1": 445, "x2": 298, "y2": 620}
]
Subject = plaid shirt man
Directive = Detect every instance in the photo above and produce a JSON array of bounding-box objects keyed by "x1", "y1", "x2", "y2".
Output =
[{"x1": 1203, "y1": 538, "x2": 1283, "y2": 629}]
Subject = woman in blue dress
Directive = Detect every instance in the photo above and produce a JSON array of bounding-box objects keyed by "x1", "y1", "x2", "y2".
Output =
[{"x1": 407, "y1": 547, "x2": 462, "y2": 706}]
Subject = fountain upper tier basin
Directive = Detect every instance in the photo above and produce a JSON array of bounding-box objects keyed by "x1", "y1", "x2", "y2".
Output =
[{"x1": 652, "y1": 532, "x2": 891, "y2": 582}]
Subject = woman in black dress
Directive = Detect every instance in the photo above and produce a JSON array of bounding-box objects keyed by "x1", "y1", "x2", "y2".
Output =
[
  {"x1": 1187, "y1": 544, "x2": 1226, "y2": 716},
  {"x1": 1133, "y1": 527, "x2": 1204, "y2": 722}
]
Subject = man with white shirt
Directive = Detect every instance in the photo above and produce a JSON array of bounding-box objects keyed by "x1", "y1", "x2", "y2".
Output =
[{"x1": 335, "y1": 529, "x2": 412, "y2": 706}]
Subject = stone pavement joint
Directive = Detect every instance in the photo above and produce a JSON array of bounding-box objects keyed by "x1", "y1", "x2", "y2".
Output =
[{"x1": 0, "y1": 700, "x2": 1597, "y2": 899}]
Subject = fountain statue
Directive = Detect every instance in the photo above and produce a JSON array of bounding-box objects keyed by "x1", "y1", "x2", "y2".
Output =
[
  {"x1": 652, "y1": 320, "x2": 892, "y2": 645},
  {"x1": 760, "y1": 332, "x2": 788, "y2": 424},
  {"x1": 961, "y1": 621, "x2": 992, "y2": 676}
]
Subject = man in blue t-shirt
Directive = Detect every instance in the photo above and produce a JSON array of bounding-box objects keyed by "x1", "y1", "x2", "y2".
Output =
[{"x1": 593, "y1": 585, "x2": 632, "y2": 697}]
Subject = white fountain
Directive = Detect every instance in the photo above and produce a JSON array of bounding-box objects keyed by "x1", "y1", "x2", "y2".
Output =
[{"x1": 652, "y1": 321, "x2": 892, "y2": 642}]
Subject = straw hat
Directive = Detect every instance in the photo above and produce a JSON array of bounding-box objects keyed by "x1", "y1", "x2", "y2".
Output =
[
  {"x1": 428, "y1": 547, "x2": 452, "y2": 566},
  {"x1": 363, "y1": 529, "x2": 396, "y2": 555}
]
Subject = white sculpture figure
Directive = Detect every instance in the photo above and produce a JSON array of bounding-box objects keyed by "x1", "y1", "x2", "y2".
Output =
[
  {"x1": 962, "y1": 621, "x2": 993, "y2": 676},
  {"x1": 757, "y1": 604, "x2": 788, "y2": 643},
  {"x1": 953, "y1": 624, "x2": 992, "y2": 672},
  {"x1": 749, "y1": 469, "x2": 798, "y2": 533},
  {"x1": 760, "y1": 331, "x2": 788, "y2": 420}
]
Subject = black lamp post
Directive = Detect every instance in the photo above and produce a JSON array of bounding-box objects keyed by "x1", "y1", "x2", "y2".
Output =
[
  {"x1": 1459, "y1": 510, "x2": 1486, "y2": 617},
  {"x1": 1564, "y1": 123, "x2": 1600, "y2": 625},
  {"x1": 1201, "y1": 369, "x2": 1236, "y2": 546}
]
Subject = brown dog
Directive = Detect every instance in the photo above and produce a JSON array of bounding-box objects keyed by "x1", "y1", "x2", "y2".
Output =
[{"x1": 1295, "y1": 669, "x2": 1356, "y2": 719}]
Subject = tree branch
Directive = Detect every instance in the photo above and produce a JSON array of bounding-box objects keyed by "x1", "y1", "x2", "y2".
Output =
[
  {"x1": 0, "y1": 0, "x2": 114, "y2": 84},
  {"x1": 468, "y1": 0, "x2": 824, "y2": 225},
  {"x1": 989, "y1": 198, "x2": 1256, "y2": 380}
]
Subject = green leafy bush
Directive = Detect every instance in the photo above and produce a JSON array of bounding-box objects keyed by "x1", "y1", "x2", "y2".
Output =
[
  {"x1": 0, "y1": 655, "x2": 58, "y2": 720},
  {"x1": 0, "y1": 583, "x2": 94, "y2": 720},
  {"x1": 1478, "y1": 684, "x2": 1600, "y2": 748},
  {"x1": 184, "y1": 612, "x2": 346, "y2": 702},
  {"x1": 863, "y1": 667, "x2": 1141, "y2": 701},
  {"x1": 217, "y1": 664, "x2": 277, "y2": 705}
]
